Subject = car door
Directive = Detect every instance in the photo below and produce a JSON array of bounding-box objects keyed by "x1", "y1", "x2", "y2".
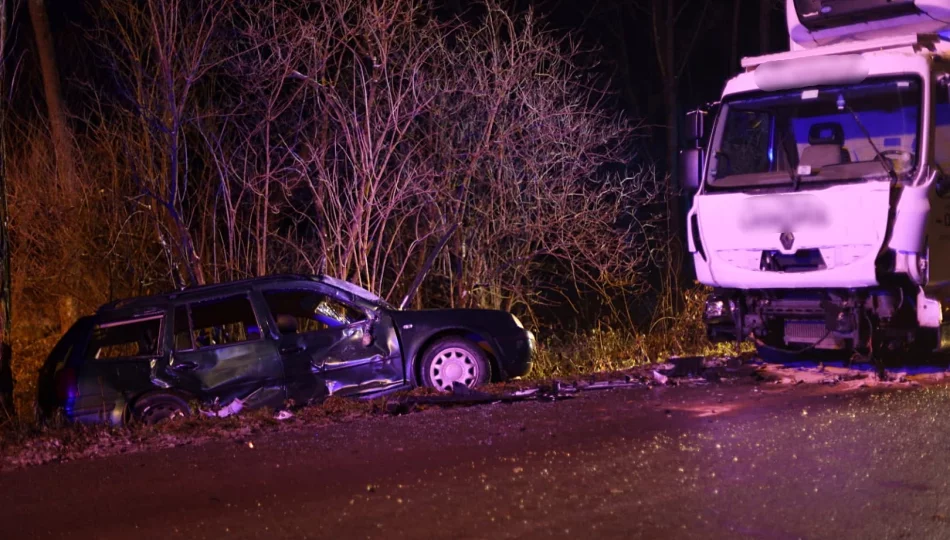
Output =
[
  {"x1": 260, "y1": 286, "x2": 403, "y2": 399},
  {"x1": 73, "y1": 312, "x2": 165, "y2": 424},
  {"x1": 164, "y1": 293, "x2": 285, "y2": 410}
]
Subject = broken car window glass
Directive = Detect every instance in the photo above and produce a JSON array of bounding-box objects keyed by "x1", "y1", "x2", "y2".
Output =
[
  {"x1": 263, "y1": 290, "x2": 366, "y2": 335},
  {"x1": 86, "y1": 316, "x2": 163, "y2": 360},
  {"x1": 187, "y1": 295, "x2": 262, "y2": 348}
]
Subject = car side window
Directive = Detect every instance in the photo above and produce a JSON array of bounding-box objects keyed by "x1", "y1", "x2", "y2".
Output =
[
  {"x1": 174, "y1": 295, "x2": 262, "y2": 351},
  {"x1": 86, "y1": 316, "x2": 163, "y2": 361},
  {"x1": 263, "y1": 289, "x2": 366, "y2": 335}
]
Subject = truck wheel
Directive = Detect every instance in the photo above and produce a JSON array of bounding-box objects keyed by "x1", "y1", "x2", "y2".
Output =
[
  {"x1": 131, "y1": 392, "x2": 191, "y2": 425},
  {"x1": 420, "y1": 337, "x2": 491, "y2": 392}
]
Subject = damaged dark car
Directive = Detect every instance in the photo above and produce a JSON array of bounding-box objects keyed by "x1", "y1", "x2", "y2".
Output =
[{"x1": 36, "y1": 274, "x2": 534, "y2": 424}]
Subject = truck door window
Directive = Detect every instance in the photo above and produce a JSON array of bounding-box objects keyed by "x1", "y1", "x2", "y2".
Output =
[
  {"x1": 263, "y1": 290, "x2": 366, "y2": 335},
  {"x1": 86, "y1": 316, "x2": 163, "y2": 360}
]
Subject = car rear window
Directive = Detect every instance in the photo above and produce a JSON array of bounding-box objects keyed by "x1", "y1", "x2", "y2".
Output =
[{"x1": 86, "y1": 316, "x2": 163, "y2": 360}]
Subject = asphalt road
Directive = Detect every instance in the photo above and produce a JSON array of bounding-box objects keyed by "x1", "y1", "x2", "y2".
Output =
[{"x1": 3, "y1": 373, "x2": 950, "y2": 539}]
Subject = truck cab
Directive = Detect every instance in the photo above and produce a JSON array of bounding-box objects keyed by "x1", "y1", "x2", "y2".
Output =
[{"x1": 682, "y1": 0, "x2": 950, "y2": 359}]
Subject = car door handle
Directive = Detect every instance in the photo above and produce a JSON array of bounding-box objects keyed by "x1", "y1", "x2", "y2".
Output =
[
  {"x1": 170, "y1": 360, "x2": 198, "y2": 372},
  {"x1": 280, "y1": 345, "x2": 306, "y2": 355}
]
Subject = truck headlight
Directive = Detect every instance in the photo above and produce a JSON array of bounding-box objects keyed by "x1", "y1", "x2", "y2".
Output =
[
  {"x1": 704, "y1": 297, "x2": 735, "y2": 321},
  {"x1": 705, "y1": 299, "x2": 725, "y2": 319}
]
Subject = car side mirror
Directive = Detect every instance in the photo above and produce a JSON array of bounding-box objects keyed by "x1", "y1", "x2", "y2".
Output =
[{"x1": 678, "y1": 148, "x2": 704, "y2": 193}]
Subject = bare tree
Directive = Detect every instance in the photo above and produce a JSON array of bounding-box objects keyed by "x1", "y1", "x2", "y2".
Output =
[
  {"x1": 27, "y1": 0, "x2": 75, "y2": 193},
  {"x1": 27, "y1": 0, "x2": 84, "y2": 332},
  {"x1": 0, "y1": 0, "x2": 14, "y2": 417},
  {"x1": 198, "y1": 0, "x2": 653, "y2": 320},
  {"x1": 429, "y1": 5, "x2": 655, "y2": 320},
  {"x1": 91, "y1": 0, "x2": 234, "y2": 287}
]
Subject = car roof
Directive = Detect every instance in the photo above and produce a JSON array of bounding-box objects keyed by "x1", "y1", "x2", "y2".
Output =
[{"x1": 96, "y1": 274, "x2": 328, "y2": 315}]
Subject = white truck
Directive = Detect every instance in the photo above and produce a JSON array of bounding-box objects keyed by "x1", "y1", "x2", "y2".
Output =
[{"x1": 679, "y1": 0, "x2": 950, "y2": 363}]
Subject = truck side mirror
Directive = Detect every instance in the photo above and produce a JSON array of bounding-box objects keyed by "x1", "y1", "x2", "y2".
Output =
[
  {"x1": 684, "y1": 109, "x2": 707, "y2": 141},
  {"x1": 679, "y1": 107, "x2": 710, "y2": 192},
  {"x1": 678, "y1": 148, "x2": 704, "y2": 192}
]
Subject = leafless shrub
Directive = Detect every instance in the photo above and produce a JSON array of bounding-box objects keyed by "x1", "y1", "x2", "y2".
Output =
[{"x1": 198, "y1": 0, "x2": 660, "y2": 322}]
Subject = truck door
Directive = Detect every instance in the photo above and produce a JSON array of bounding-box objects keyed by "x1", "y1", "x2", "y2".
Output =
[{"x1": 929, "y1": 78, "x2": 950, "y2": 287}]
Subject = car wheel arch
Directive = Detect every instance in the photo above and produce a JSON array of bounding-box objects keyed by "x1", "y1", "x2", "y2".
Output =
[
  {"x1": 411, "y1": 329, "x2": 500, "y2": 386},
  {"x1": 128, "y1": 389, "x2": 196, "y2": 423}
]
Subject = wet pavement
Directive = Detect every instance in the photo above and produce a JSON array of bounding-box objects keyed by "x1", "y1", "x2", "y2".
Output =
[{"x1": 3, "y1": 367, "x2": 950, "y2": 539}]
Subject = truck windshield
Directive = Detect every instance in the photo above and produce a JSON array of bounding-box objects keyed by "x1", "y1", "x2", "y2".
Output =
[{"x1": 705, "y1": 77, "x2": 920, "y2": 192}]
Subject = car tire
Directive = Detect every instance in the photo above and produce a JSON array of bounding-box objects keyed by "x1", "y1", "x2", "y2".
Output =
[
  {"x1": 420, "y1": 337, "x2": 491, "y2": 392},
  {"x1": 131, "y1": 392, "x2": 191, "y2": 425}
]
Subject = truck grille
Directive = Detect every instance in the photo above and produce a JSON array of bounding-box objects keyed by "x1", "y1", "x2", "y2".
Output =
[
  {"x1": 716, "y1": 245, "x2": 872, "y2": 272},
  {"x1": 784, "y1": 320, "x2": 828, "y2": 344}
]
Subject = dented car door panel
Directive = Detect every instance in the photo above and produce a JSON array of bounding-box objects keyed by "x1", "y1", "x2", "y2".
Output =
[
  {"x1": 154, "y1": 294, "x2": 286, "y2": 409},
  {"x1": 73, "y1": 313, "x2": 166, "y2": 424},
  {"x1": 321, "y1": 316, "x2": 404, "y2": 396},
  {"x1": 260, "y1": 285, "x2": 405, "y2": 399}
]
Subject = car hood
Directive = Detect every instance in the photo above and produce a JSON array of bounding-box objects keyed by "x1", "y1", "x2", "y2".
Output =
[{"x1": 388, "y1": 308, "x2": 520, "y2": 332}]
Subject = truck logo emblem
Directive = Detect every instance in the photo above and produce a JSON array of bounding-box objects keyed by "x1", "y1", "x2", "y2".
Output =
[{"x1": 780, "y1": 232, "x2": 795, "y2": 250}]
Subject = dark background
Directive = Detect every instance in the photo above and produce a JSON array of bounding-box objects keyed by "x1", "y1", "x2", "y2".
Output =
[{"x1": 17, "y1": 0, "x2": 788, "y2": 174}]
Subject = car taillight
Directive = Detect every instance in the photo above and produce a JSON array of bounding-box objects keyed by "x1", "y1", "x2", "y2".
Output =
[{"x1": 55, "y1": 367, "x2": 78, "y2": 405}]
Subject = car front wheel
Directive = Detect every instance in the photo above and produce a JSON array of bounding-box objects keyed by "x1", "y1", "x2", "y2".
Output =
[{"x1": 420, "y1": 337, "x2": 491, "y2": 392}]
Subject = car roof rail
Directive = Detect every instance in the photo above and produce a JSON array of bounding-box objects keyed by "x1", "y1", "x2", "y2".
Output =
[{"x1": 97, "y1": 273, "x2": 325, "y2": 313}]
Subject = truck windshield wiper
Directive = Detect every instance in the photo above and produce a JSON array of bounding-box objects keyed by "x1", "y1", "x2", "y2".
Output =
[{"x1": 845, "y1": 105, "x2": 898, "y2": 183}]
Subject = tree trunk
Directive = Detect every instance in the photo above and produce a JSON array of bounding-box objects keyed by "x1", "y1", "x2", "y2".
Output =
[
  {"x1": 661, "y1": 1, "x2": 684, "y2": 302},
  {"x1": 28, "y1": 0, "x2": 75, "y2": 192},
  {"x1": 0, "y1": 0, "x2": 13, "y2": 417},
  {"x1": 29, "y1": 0, "x2": 81, "y2": 335}
]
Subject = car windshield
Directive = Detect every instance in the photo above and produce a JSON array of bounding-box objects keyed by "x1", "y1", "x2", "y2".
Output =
[{"x1": 706, "y1": 77, "x2": 921, "y2": 192}]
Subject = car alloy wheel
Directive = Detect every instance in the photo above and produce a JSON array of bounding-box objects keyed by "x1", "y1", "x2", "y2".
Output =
[{"x1": 429, "y1": 346, "x2": 480, "y2": 391}]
